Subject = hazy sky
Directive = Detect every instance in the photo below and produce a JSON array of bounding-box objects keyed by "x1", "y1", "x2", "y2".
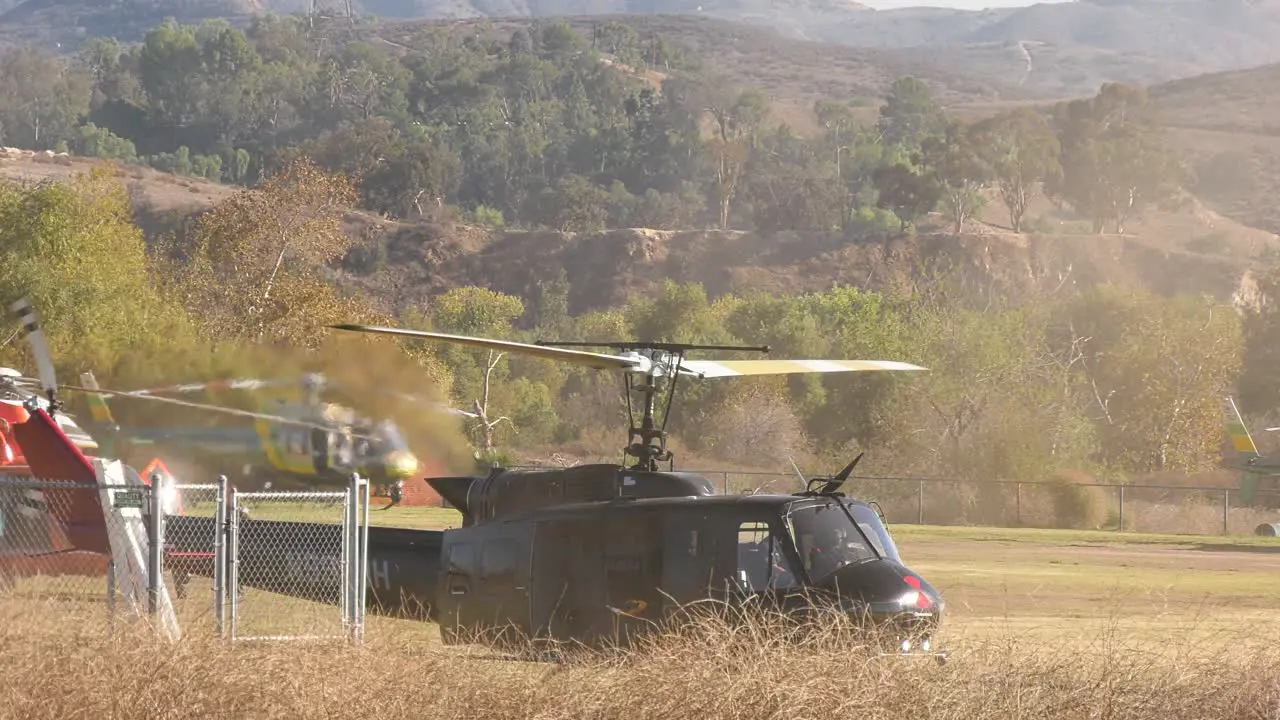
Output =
[{"x1": 860, "y1": 0, "x2": 1072, "y2": 7}]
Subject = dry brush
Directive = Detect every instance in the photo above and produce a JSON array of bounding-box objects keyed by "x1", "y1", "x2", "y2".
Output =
[{"x1": 2, "y1": 599, "x2": 1279, "y2": 719}]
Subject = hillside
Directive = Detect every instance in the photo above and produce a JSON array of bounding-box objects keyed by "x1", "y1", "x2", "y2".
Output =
[
  {"x1": 4, "y1": 150, "x2": 1274, "y2": 319},
  {"x1": 366, "y1": 14, "x2": 1028, "y2": 127},
  {"x1": 764, "y1": 0, "x2": 1280, "y2": 97},
  {"x1": 332, "y1": 198, "x2": 1280, "y2": 318},
  {"x1": 7, "y1": 0, "x2": 1280, "y2": 99},
  {"x1": 1145, "y1": 64, "x2": 1280, "y2": 235}
]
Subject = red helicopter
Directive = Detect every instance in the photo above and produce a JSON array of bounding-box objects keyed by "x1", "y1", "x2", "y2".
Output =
[
  {"x1": 0, "y1": 300, "x2": 184, "y2": 591},
  {"x1": 0, "y1": 371, "x2": 113, "y2": 587}
]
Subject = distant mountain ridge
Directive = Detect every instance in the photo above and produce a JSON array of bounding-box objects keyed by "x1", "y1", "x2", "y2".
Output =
[{"x1": 4, "y1": 0, "x2": 1280, "y2": 97}]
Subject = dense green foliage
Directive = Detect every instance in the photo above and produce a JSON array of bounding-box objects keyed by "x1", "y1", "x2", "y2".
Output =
[
  {"x1": 0, "y1": 17, "x2": 1180, "y2": 236},
  {"x1": 0, "y1": 160, "x2": 1244, "y2": 482},
  {"x1": 0, "y1": 15, "x2": 1258, "y2": 489}
]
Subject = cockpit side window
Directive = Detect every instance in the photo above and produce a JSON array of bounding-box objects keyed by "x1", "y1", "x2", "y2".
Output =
[
  {"x1": 846, "y1": 503, "x2": 902, "y2": 563},
  {"x1": 735, "y1": 520, "x2": 799, "y2": 593}
]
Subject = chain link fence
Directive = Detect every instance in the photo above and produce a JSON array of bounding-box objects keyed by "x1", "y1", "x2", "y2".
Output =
[
  {"x1": 0, "y1": 475, "x2": 115, "y2": 634},
  {"x1": 687, "y1": 469, "x2": 1280, "y2": 535},
  {"x1": 3, "y1": 470, "x2": 370, "y2": 644},
  {"x1": 500, "y1": 464, "x2": 1280, "y2": 536},
  {"x1": 164, "y1": 483, "x2": 223, "y2": 633}
]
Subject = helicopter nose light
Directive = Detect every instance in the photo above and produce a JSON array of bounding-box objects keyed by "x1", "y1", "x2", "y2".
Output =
[
  {"x1": 902, "y1": 575, "x2": 934, "y2": 610},
  {"x1": 387, "y1": 450, "x2": 419, "y2": 477}
]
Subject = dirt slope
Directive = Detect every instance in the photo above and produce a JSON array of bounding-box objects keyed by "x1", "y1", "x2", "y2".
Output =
[
  {"x1": 335, "y1": 204, "x2": 1280, "y2": 318},
  {"x1": 6, "y1": 151, "x2": 1276, "y2": 319}
]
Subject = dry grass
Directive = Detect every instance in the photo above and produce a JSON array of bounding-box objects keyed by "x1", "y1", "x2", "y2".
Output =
[
  {"x1": 3, "y1": 593, "x2": 1280, "y2": 719},
  {"x1": 0, "y1": 155, "x2": 234, "y2": 215},
  {"x1": 6, "y1": 517, "x2": 1280, "y2": 717}
]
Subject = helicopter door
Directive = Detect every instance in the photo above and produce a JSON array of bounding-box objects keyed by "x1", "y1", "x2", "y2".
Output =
[
  {"x1": 661, "y1": 509, "x2": 715, "y2": 609},
  {"x1": 438, "y1": 537, "x2": 477, "y2": 642},
  {"x1": 310, "y1": 428, "x2": 329, "y2": 475},
  {"x1": 474, "y1": 532, "x2": 531, "y2": 645},
  {"x1": 529, "y1": 520, "x2": 574, "y2": 641},
  {"x1": 530, "y1": 517, "x2": 606, "y2": 644},
  {"x1": 602, "y1": 510, "x2": 663, "y2": 646}
]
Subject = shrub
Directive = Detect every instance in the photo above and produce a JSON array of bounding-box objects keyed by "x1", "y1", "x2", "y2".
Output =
[{"x1": 1046, "y1": 469, "x2": 1110, "y2": 530}]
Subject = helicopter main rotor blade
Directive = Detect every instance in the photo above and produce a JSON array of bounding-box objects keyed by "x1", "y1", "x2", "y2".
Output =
[
  {"x1": 122, "y1": 378, "x2": 294, "y2": 396},
  {"x1": 679, "y1": 359, "x2": 927, "y2": 378},
  {"x1": 9, "y1": 298, "x2": 58, "y2": 396},
  {"x1": 58, "y1": 382, "x2": 373, "y2": 437},
  {"x1": 115, "y1": 371, "x2": 472, "y2": 423},
  {"x1": 329, "y1": 324, "x2": 641, "y2": 371}
]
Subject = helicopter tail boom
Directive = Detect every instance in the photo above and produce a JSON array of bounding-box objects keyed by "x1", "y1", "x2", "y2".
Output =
[
  {"x1": 78, "y1": 372, "x2": 119, "y2": 426},
  {"x1": 1223, "y1": 396, "x2": 1280, "y2": 505}
]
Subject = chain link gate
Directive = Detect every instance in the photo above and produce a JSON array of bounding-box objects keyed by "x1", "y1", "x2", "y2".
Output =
[{"x1": 224, "y1": 474, "x2": 369, "y2": 643}]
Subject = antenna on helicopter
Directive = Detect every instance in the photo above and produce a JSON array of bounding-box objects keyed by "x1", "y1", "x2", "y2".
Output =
[
  {"x1": 787, "y1": 456, "x2": 808, "y2": 491},
  {"x1": 328, "y1": 323, "x2": 928, "y2": 474},
  {"x1": 800, "y1": 452, "x2": 863, "y2": 496}
]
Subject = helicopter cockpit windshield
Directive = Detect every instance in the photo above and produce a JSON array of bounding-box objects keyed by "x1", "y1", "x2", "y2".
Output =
[
  {"x1": 786, "y1": 499, "x2": 897, "y2": 583},
  {"x1": 347, "y1": 419, "x2": 415, "y2": 472}
]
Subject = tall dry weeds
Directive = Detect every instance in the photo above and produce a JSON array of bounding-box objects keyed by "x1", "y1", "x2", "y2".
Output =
[{"x1": 3, "y1": 599, "x2": 1279, "y2": 719}]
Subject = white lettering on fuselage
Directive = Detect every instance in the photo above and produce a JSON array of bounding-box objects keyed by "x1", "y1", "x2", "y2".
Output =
[
  {"x1": 370, "y1": 559, "x2": 391, "y2": 591},
  {"x1": 280, "y1": 549, "x2": 342, "y2": 585},
  {"x1": 270, "y1": 551, "x2": 394, "y2": 592}
]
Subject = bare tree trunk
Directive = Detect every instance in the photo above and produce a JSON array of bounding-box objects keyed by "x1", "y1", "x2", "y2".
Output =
[{"x1": 472, "y1": 349, "x2": 512, "y2": 453}]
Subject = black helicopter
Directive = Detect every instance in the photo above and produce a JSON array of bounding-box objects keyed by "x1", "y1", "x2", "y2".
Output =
[{"x1": 124, "y1": 326, "x2": 946, "y2": 656}]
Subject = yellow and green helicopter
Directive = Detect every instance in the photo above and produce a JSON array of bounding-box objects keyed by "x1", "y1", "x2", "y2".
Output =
[{"x1": 68, "y1": 371, "x2": 467, "y2": 490}]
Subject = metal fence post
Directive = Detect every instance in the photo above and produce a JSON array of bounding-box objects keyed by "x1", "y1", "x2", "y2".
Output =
[
  {"x1": 344, "y1": 474, "x2": 356, "y2": 639},
  {"x1": 917, "y1": 479, "x2": 924, "y2": 525},
  {"x1": 228, "y1": 485, "x2": 239, "y2": 644},
  {"x1": 1118, "y1": 485, "x2": 1125, "y2": 532},
  {"x1": 1015, "y1": 482, "x2": 1022, "y2": 526},
  {"x1": 358, "y1": 475, "x2": 369, "y2": 644},
  {"x1": 723, "y1": 472, "x2": 729, "y2": 495},
  {"x1": 107, "y1": 558, "x2": 116, "y2": 637},
  {"x1": 1223, "y1": 488, "x2": 1230, "y2": 535},
  {"x1": 147, "y1": 473, "x2": 165, "y2": 618},
  {"x1": 214, "y1": 475, "x2": 228, "y2": 639}
]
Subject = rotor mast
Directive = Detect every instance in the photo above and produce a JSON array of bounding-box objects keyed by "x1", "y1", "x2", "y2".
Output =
[{"x1": 537, "y1": 341, "x2": 768, "y2": 472}]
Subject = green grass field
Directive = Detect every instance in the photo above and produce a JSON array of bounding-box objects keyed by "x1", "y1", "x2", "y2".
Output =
[{"x1": 888, "y1": 524, "x2": 1280, "y2": 649}]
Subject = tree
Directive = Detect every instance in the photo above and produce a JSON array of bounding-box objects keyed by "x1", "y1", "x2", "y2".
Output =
[
  {"x1": 872, "y1": 162, "x2": 941, "y2": 231},
  {"x1": 0, "y1": 168, "x2": 195, "y2": 374},
  {"x1": 360, "y1": 139, "x2": 461, "y2": 219},
  {"x1": 1048, "y1": 83, "x2": 1181, "y2": 234},
  {"x1": 877, "y1": 76, "x2": 948, "y2": 150},
  {"x1": 971, "y1": 108, "x2": 1061, "y2": 233},
  {"x1": 0, "y1": 45, "x2": 92, "y2": 149},
  {"x1": 137, "y1": 19, "x2": 207, "y2": 131},
  {"x1": 1236, "y1": 268, "x2": 1280, "y2": 416},
  {"x1": 706, "y1": 137, "x2": 749, "y2": 230},
  {"x1": 1051, "y1": 286, "x2": 1242, "y2": 473},
  {"x1": 426, "y1": 287, "x2": 527, "y2": 456},
  {"x1": 165, "y1": 157, "x2": 363, "y2": 345},
  {"x1": 918, "y1": 121, "x2": 991, "y2": 234}
]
